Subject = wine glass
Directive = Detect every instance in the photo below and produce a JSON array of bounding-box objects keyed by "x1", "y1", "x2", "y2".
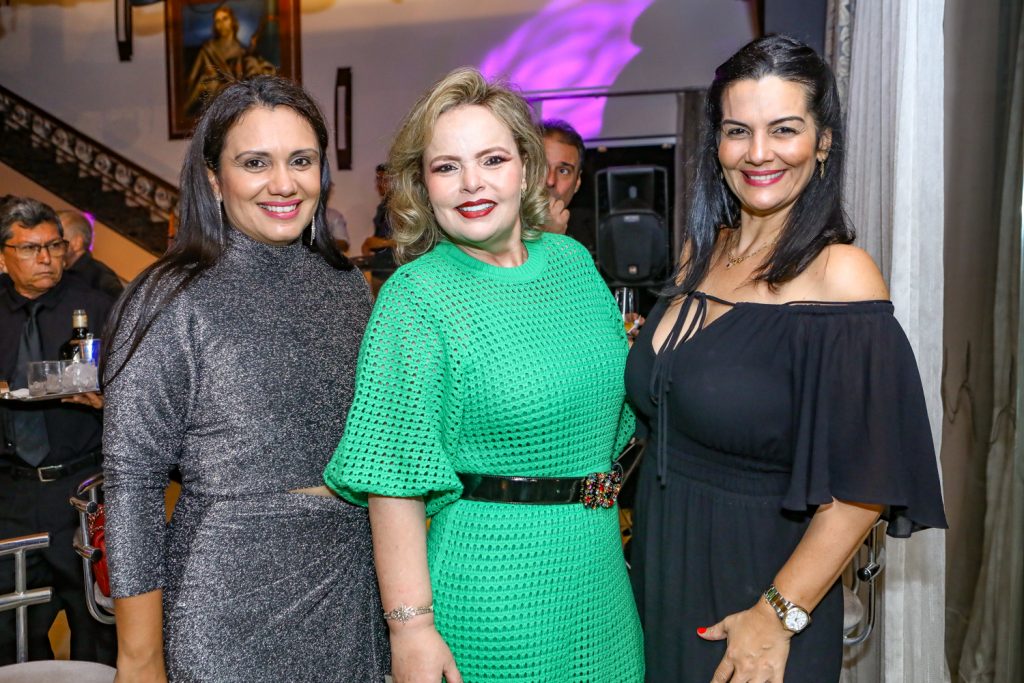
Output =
[{"x1": 614, "y1": 287, "x2": 638, "y2": 333}]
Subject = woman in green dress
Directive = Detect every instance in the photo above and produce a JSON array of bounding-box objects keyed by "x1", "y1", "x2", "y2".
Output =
[{"x1": 323, "y1": 67, "x2": 643, "y2": 683}]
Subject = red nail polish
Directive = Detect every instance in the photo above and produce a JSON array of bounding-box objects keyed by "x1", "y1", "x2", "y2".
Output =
[{"x1": 697, "y1": 627, "x2": 707, "y2": 635}]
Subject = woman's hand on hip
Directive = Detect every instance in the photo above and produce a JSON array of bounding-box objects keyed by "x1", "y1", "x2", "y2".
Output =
[
  {"x1": 389, "y1": 619, "x2": 462, "y2": 683},
  {"x1": 699, "y1": 599, "x2": 793, "y2": 683}
]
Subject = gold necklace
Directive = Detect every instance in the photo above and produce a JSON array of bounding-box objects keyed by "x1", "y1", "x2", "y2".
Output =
[{"x1": 724, "y1": 233, "x2": 777, "y2": 269}]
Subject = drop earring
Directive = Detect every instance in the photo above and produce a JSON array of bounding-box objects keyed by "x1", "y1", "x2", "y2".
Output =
[
  {"x1": 818, "y1": 159, "x2": 826, "y2": 180},
  {"x1": 310, "y1": 215, "x2": 317, "y2": 245}
]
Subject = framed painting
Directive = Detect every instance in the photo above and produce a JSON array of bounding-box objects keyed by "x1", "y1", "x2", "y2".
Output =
[{"x1": 165, "y1": 0, "x2": 301, "y2": 139}]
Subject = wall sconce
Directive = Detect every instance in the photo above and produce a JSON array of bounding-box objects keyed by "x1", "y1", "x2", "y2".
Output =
[
  {"x1": 115, "y1": 0, "x2": 133, "y2": 61},
  {"x1": 335, "y1": 67, "x2": 352, "y2": 170}
]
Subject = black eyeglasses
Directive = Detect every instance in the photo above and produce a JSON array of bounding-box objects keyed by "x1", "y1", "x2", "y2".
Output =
[{"x1": 1, "y1": 239, "x2": 70, "y2": 261}]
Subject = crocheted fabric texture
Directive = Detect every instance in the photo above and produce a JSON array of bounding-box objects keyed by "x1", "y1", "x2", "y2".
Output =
[{"x1": 325, "y1": 233, "x2": 643, "y2": 682}]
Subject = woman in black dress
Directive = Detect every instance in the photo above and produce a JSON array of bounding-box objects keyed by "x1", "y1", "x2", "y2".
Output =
[{"x1": 626, "y1": 35, "x2": 947, "y2": 682}]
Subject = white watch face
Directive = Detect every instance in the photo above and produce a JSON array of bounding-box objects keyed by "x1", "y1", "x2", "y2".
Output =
[{"x1": 784, "y1": 608, "x2": 809, "y2": 632}]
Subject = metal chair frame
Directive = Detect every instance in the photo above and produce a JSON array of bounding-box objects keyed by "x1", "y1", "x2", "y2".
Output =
[
  {"x1": 69, "y1": 474, "x2": 115, "y2": 625},
  {"x1": 0, "y1": 533, "x2": 53, "y2": 663},
  {"x1": 843, "y1": 520, "x2": 886, "y2": 646}
]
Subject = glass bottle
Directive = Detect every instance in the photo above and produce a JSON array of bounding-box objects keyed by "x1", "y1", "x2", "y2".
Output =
[{"x1": 59, "y1": 309, "x2": 90, "y2": 361}]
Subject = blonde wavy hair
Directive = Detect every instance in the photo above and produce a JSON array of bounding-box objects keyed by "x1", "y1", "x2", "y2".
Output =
[{"x1": 386, "y1": 67, "x2": 549, "y2": 263}]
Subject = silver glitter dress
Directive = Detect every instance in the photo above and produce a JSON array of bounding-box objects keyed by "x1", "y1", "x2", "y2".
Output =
[{"x1": 102, "y1": 231, "x2": 390, "y2": 682}]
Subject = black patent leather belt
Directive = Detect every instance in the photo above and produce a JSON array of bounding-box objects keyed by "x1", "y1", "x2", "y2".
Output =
[
  {"x1": 0, "y1": 451, "x2": 101, "y2": 483},
  {"x1": 457, "y1": 470, "x2": 623, "y2": 508},
  {"x1": 456, "y1": 439, "x2": 645, "y2": 509}
]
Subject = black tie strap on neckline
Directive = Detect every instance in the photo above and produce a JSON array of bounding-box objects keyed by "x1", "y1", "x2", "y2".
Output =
[{"x1": 648, "y1": 292, "x2": 718, "y2": 485}]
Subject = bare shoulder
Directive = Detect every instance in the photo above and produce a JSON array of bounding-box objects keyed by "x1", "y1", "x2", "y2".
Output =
[{"x1": 802, "y1": 244, "x2": 889, "y2": 302}]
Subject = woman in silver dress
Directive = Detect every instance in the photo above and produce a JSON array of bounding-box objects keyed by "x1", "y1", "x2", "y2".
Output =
[{"x1": 101, "y1": 77, "x2": 389, "y2": 682}]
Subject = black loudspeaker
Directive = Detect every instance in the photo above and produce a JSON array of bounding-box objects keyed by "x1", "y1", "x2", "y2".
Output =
[
  {"x1": 597, "y1": 210, "x2": 670, "y2": 286},
  {"x1": 595, "y1": 166, "x2": 670, "y2": 287}
]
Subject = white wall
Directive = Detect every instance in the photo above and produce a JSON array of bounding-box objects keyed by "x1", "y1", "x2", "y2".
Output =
[
  {"x1": 0, "y1": 161, "x2": 158, "y2": 281},
  {"x1": 0, "y1": 0, "x2": 752, "y2": 250}
]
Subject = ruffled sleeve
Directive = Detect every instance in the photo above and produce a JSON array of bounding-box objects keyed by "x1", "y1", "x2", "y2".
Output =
[
  {"x1": 323, "y1": 272, "x2": 463, "y2": 517},
  {"x1": 782, "y1": 302, "x2": 948, "y2": 537}
]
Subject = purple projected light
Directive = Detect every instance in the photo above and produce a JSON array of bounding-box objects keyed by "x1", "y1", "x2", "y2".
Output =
[
  {"x1": 82, "y1": 211, "x2": 97, "y2": 251},
  {"x1": 479, "y1": 0, "x2": 656, "y2": 139}
]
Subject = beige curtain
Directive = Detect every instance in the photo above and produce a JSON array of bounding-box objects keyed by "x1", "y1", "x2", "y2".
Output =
[
  {"x1": 957, "y1": 2, "x2": 1024, "y2": 680},
  {"x1": 843, "y1": 1, "x2": 948, "y2": 681},
  {"x1": 824, "y1": 0, "x2": 855, "y2": 118}
]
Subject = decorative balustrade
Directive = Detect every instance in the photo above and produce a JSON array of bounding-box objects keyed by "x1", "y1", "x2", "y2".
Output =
[{"x1": 0, "y1": 84, "x2": 177, "y2": 256}]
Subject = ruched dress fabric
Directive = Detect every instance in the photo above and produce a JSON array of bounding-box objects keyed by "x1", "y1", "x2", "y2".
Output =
[
  {"x1": 324, "y1": 233, "x2": 644, "y2": 683},
  {"x1": 103, "y1": 231, "x2": 390, "y2": 682},
  {"x1": 625, "y1": 293, "x2": 948, "y2": 683}
]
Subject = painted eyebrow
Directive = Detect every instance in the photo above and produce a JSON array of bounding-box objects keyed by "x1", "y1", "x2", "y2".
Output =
[
  {"x1": 427, "y1": 146, "x2": 514, "y2": 165},
  {"x1": 720, "y1": 116, "x2": 807, "y2": 128},
  {"x1": 232, "y1": 148, "x2": 320, "y2": 160}
]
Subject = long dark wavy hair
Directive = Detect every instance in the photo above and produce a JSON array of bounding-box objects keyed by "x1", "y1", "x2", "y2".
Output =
[
  {"x1": 667, "y1": 34, "x2": 854, "y2": 297},
  {"x1": 102, "y1": 75, "x2": 350, "y2": 386}
]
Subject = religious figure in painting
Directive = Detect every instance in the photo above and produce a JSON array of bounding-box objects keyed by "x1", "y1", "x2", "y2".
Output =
[{"x1": 184, "y1": 4, "x2": 277, "y2": 115}]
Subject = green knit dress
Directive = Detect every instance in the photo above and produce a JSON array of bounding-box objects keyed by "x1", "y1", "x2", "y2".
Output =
[{"x1": 324, "y1": 233, "x2": 644, "y2": 682}]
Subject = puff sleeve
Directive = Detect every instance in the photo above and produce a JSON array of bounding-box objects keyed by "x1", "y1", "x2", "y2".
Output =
[{"x1": 324, "y1": 274, "x2": 463, "y2": 517}]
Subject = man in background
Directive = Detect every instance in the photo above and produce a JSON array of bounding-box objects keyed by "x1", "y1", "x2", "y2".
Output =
[
  {"x1": 0, "y1": 197, "x2": 116, "y2": 664},
  {"x1": 361, "y1": 163, "x2": 397, "y2": 293},
  {"x1": 540, "y1": 119, "x2": 585, "y2": 235},
  {"x1": 361, "y1": 163, "x2": 397, "y2": 256},
  {"x1": 324, "y1": 182, "x2": 351, "y2": 253},
  {"x1": 57, "y1": 210, "x2": 123, "y2": 299}
]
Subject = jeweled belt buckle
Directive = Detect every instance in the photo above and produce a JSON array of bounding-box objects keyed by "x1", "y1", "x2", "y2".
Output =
[{"x1": 581, "y1": 464, "x2": 623, "y2": 509}]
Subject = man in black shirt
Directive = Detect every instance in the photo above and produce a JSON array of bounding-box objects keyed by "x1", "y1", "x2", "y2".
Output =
[
  {"x1": 0, "y1": 197, "x2": 115, "y2": 664},
  {"x1": 58, "y1": 210, "x2": 124, "y2": 300}
]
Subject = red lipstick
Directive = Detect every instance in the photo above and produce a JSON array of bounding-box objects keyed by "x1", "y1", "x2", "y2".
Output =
[{"x1": 456, "y1": 199, "x2": 496, "y2": 219}]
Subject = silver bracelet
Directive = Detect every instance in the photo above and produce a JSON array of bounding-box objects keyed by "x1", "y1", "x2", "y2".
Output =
[{"x1": 382, "y1": 603, "x2": 434, "y2": 623}]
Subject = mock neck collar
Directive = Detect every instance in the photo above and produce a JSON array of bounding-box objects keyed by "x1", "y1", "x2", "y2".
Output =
[{"x1": 223, "y1": 227, "x2": 308, "y2": 265}]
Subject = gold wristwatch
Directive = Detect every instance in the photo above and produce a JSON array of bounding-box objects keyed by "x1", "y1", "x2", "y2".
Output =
[{"x1": 763, "y1": 584, "x2": 811, "y2": 633}]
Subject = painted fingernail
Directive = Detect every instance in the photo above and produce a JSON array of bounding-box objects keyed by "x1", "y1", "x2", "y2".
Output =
[{"x1": 697, "y1": 627, "x2": 708, "y2": 635}]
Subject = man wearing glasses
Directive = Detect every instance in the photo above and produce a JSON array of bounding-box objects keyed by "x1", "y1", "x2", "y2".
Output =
[{"x1": 0, "y1": 196, "x2": 115, "y2": 664}]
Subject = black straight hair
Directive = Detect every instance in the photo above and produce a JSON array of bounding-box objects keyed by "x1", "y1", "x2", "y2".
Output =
[
  {"x1": 102, "y1": 75, "x2": 350, "y2": 387},
  {"x1": 667, "y1": 34, "x2": 854, "y2": 298}
]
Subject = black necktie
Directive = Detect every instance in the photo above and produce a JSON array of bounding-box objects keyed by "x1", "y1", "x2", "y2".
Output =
[{"x1": 11, "y1": 302, "x2": 51, "y2": 466}]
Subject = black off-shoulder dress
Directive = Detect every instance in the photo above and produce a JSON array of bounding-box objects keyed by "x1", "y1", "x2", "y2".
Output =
[{"x1": 625, "y1": 292, "x2": 947, "y2": 682}]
